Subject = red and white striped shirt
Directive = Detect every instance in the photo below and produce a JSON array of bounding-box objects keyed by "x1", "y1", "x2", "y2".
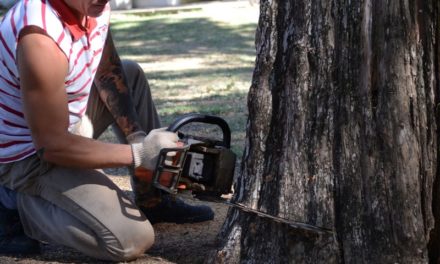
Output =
[{"x1": 0, "y1": 0, "x2": 110, "y2": 163}]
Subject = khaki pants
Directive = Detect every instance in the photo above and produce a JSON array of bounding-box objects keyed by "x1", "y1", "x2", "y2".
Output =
[{"x1": 0, "y1": 60, "x2": 160, "y2": 261}]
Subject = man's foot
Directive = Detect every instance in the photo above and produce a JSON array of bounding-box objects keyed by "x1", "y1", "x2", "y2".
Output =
[
  {"x1": 140, "y1": 195, "x2": 214, "y2": 224},
  {"x1": 0, "y1": 207, "x2": 40, "y2": 255},
  {"x1": 0, "y1": 233, "x2": 41, "y2": 255}
]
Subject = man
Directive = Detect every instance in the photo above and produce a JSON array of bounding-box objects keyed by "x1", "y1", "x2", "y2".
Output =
[{"x1": 0, "y1": 0, "x2": 214, "y2": 261}]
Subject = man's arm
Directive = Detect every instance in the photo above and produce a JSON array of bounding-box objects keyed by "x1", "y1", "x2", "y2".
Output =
[
  {"x1": 93, "y1": 30, "x2": 143, "y2": 138},
  {"x1": 18, "y1": 27, "x2": 133, "y2": 168}
]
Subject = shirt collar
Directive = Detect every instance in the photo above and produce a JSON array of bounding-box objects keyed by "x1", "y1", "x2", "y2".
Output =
[{"x1": 48, "y1": 0, "x2": 97, "y2": 41}]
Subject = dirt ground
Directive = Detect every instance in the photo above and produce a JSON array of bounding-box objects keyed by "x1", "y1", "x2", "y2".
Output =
[{"x1": 0, "y1": 173, "x2": 230, "y2": 264}]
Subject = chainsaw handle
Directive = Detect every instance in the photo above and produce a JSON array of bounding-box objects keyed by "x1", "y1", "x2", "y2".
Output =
[{"x1": 166, "y1": 113, "x2": 231, "y2": 148}]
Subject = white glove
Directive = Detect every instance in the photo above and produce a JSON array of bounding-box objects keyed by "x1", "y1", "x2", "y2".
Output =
[
  {"x1": 131, "y1": 128, "x2": 179, "y2": 170},
  {"x1": 126, "y1": 131, "x2": 147, "y2": 144}
]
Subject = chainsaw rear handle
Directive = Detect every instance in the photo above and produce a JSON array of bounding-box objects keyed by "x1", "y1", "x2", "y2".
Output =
[{"x1": 166, "y1": 113, "x2": 231, "y2": 148}]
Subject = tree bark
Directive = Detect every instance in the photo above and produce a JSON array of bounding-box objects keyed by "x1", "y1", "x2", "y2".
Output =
[{"x1": 211, "y1": 0, "x2": 440, "y2": 263}]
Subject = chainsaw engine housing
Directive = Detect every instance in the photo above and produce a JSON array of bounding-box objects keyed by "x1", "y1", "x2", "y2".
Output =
[
  {"x1": 152, "y1": 114, "x2": 236, "y2": 197},
  {"x1": 182, "y1": 138, "x2": 236, "y2": 195}
]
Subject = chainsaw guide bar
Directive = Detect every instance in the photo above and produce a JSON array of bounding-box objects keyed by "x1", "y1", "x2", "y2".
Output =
[
  {"x1": 194, "y1": 195, "x2": 334, "y2": 235},
  {"x1": 226, "y1": 202, "x2": 334, "y2": 235}
]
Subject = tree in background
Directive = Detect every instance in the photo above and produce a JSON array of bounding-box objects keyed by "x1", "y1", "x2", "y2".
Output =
[{"x1": 212, "y1": 0, "x2": 440, "y2": 263}]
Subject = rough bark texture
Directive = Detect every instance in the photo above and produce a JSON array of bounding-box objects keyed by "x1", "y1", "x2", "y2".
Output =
[{"x1": 212, "y1": 0, "x2": 440, "y2": 263}]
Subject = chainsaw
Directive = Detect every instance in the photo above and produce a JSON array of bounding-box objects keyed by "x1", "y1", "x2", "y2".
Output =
[
  {"x1": 151, "y1": 113, "x2": 236, "y2": 198},
  {"x1": 150, "y1": 113, "x2": 334, "y2": 236}
]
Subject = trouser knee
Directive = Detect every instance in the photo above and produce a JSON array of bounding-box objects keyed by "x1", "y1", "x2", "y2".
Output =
[
  {"x1": 121, "y1": 59, "x2": 145, "y2": 82},
  {"x1": 104, "y1": 220, "x2": 155, "y2": 262}
]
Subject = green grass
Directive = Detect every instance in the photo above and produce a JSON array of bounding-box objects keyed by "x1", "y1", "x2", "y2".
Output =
[{"x1": 111, "y1": 3, "x2": 258, "y2": 157}]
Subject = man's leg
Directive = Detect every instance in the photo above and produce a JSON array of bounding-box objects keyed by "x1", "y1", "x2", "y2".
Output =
[
  {"x1": 0, "y1": 152, "x2": 154, "y2": 261},
  {"x1": 16, "y1": 166, "x2": 154, "y2": 261},
  {"x1": 0, "y1": 186, "x2": 40, "y2": 255}
]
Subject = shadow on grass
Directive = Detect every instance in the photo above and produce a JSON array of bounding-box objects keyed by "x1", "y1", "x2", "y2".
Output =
[
  {"x1": 155, "y1": 92, "x2": 247, "y2": 119},
  {"x1": 111, "y1": 16, "x2": 257, "y2": 60},
  {"x1": 146, "y1": 66, "x2": 254, "y2": 81}
]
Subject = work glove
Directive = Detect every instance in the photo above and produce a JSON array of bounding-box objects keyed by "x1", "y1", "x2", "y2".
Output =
[
  {"x1": 126, "y1": 131, "x2": 147, "y2": 144},
  {"x1": 131, "y1": 128, "x2": 180, "y2": 170}
]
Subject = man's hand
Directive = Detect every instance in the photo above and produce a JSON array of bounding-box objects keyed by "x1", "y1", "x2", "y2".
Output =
[{"x1": 131, "y1": 128, "x2": 180, "y2": 170}]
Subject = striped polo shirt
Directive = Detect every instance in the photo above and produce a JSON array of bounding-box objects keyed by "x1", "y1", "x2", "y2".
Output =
[{"x1": 0, "y1": 0, "x2": 110, "y2": 163}]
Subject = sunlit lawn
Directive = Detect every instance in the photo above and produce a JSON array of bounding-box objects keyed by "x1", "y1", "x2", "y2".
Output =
[{"x1": 110, "y1": 1, "x2": 259, "y2": 156}]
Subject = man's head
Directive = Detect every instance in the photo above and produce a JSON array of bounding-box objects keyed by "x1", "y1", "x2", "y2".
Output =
[{"x1": 63, "y1": 0, "x2": 109, "y2": 19}]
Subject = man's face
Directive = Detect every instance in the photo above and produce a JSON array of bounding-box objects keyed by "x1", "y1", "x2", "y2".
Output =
[{"x1": 63, "y1": 0, "x2": 109, "y2": 18}]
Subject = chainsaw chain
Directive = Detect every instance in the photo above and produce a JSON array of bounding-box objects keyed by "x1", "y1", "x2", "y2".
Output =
[
  {"x1": 193, "y1": 195, "x2": 334, "y2": 235},
  {"x1": 225, "y1": 201, "x2": 334, "y2": 235}
]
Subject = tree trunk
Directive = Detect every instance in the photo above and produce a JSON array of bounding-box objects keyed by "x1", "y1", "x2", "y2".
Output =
[{"x1": 211, "y1": 0, "x2": 440, "y2": 263}]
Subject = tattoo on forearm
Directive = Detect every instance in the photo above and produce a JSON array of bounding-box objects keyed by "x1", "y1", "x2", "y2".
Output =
[{"x1": 94, "y1": 32, "x2": 142, "y2": 136}]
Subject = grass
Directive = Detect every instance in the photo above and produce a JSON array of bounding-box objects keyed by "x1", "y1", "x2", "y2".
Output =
[{"x1": 110, "y1": 2, "x2": 259, "y2": 156}]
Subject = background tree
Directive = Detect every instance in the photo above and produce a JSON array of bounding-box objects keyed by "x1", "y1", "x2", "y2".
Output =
[{"x1": 212, "y1": 0, "x2": 440, "y2": 263}]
